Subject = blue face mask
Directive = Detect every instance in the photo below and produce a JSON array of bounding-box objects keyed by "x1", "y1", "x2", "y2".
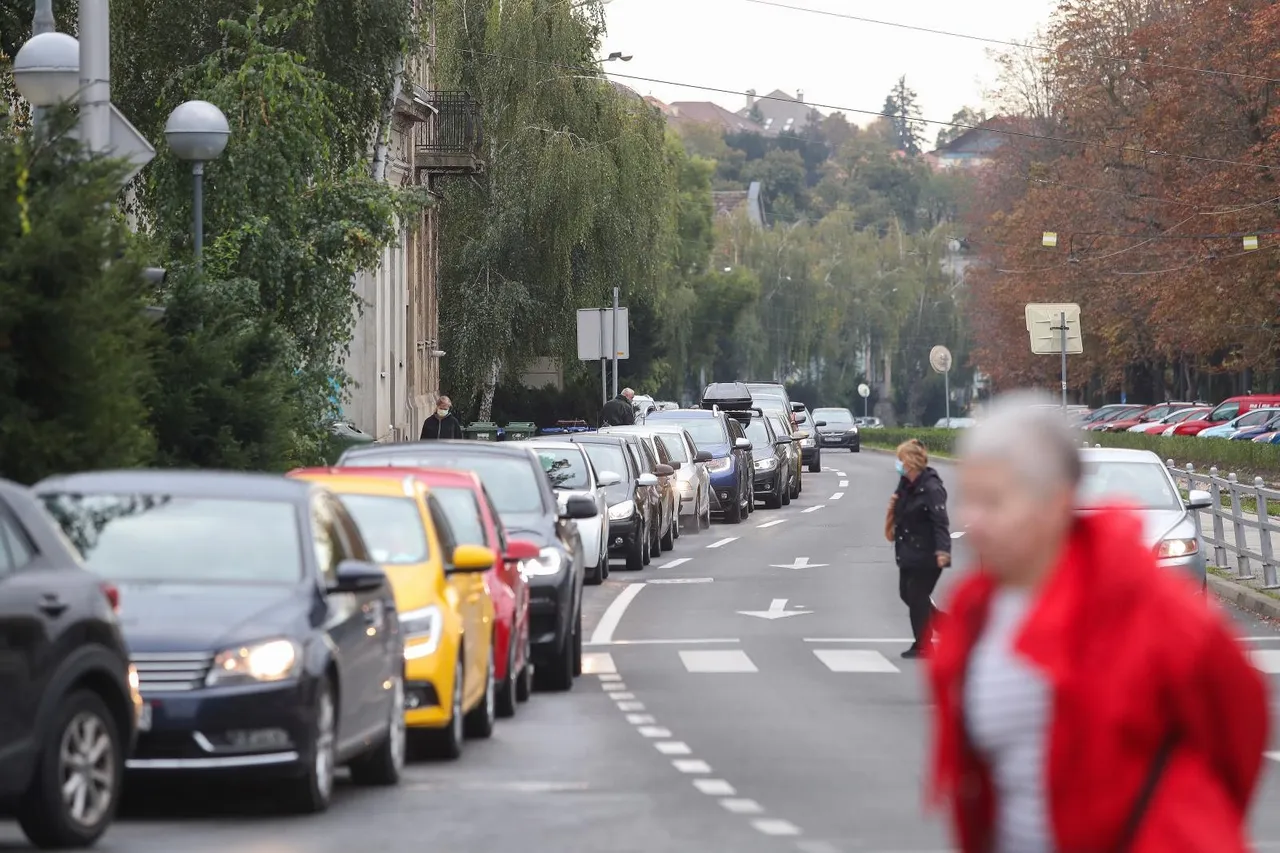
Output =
[{"x1": 895, "y1": 460, "x2": 906, "y2": 476}]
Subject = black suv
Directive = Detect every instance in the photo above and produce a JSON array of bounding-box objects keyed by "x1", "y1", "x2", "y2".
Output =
[
  {"x1": 743, "y1": 413, "x2": 792, "y2": 509},
  {"x1": 0, "y1": 478, "x2": 138, "y2": 849}
]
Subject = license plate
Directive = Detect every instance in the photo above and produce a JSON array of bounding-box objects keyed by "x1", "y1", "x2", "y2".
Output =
[{"x1": 137, "y1": 702, "x2": 152, "y2": 732}]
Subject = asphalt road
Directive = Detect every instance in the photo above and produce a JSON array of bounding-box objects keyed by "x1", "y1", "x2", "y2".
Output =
[{"x1": 5, "y1": 450, "x2": 1280, "y2": 852}]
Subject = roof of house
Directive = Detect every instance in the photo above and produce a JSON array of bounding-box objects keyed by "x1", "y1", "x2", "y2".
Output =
[
  {"x1": 667, "y1": 101, "x2": 763, "y2": 134},
  {"x1": 929, "y1": 116, "x2": 1031, "y2": 159},
  {"x1": 711, "y1": 181, "x2": 765, "y2": 227},
  {"x1": 738, "y1": 90, "x2": 816, "y2": 136}
]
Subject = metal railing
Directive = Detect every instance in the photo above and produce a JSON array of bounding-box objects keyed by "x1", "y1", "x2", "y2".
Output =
[
  {"x1": 1164, "y1": 460, "x2": 1280, "y2": 590},
  {"x1": 417, "y1": 91, "x2": 483, "y2": 156}
]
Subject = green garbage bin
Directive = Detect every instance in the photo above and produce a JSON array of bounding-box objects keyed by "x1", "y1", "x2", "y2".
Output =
[
  {"x1": 323, "y1": 419, "x2": 375, "y2": 463},
  {"x1": 464, "y1": 421, "x2": 501, "y2": 441},
  {"x1": 504, "y1": 421, "x2": 537, "y2": 441}
]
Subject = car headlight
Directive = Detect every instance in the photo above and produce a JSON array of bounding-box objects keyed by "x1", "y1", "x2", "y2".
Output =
[
  {"x1": 677, "y1": 479, "x2": 694, "y2": 494},
  {"x1": 206, "y1": 638, "x2": 300, "y2": 687},
  {"x1": 401, "y1": 605, "x2": 443, "y2": 659},
  {"x1": 754, "y1": 457, "x2": 778, "y2": 471},
  {"x1": 1157, "y1": 538, "x2": 1199, "y2": 559},
  {"x1": 608, "y1": 500, "x2": 636, "y2": 520},
  {"x1": 846, "y1": 427, "x2": 859, "y2": 435},
  {"x1": 705, "y1": 456, "x2": 732, "y2": 473},
  {"x1": 800, "y1": 438, "x2": 815, "y2": 447},
  {"x1": 523, "y1": 546, "x2": 566, "y2": 577}
]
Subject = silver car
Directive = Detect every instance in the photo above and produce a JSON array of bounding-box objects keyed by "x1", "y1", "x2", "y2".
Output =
[
  {"x1": 1077, "y1": 448, "x2": 1211, "y2": 589},
  {"x1": 604, "y1": 424, "x2": 712, "y2": 532},
  {"x1": 526, "y1": 440, "x2": 620, "y2": 585}
]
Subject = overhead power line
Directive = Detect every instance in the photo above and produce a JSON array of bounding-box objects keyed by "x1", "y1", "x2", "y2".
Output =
[{"x1": 741, "y1": 0, "x2": 1280, "y2": 87}]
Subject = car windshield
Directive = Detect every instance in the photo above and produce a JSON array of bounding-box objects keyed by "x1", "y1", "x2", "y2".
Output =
[
  {"x1": 744, "y1": 419, "x2": 771, "y2": 446},
  {"x1": 1077, "y1": 461, "x2": 1181, "y2": 510},
  {"x1": 815, "y1": 409, "x2": 854, "y2": 424},
  {"x1": 579, "y1": 443, "x2": 628, "y2": 480},
  {"x1": 1164, "y1": 409, "x2": 1202, "y2": 424},
  {"x1": 337, "y1": 495, "x2": 428, "y2": 564},
  {"x1": 344, "y1": 453, "x2": 544, "y2": 514},
  {"x1": 431, "y1": 487, "x2": 487, "y2": 546},
  {"x1": 651, "y1": 417, "x2": 728, "y2": 446},
  {"x1": 654, "y1": 433, "x2": 689, "y2": 462},
  {"x1": 534, "y1": 448, "x2": 590, "y2": 490},
  {"x1": 40, "y1": 494, "x2": 303, "y2": 583}
]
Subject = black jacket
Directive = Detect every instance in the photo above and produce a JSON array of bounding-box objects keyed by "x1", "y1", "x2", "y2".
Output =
[
  {"x1": 599, "y1": 395, "x2": 635, "y2": 427},
  {"x1": 892, "y1": 466, "x2": 951, "y2": 568},
  {"x1": 421, "y1": 412, "x2": 463, "y2": 440}
]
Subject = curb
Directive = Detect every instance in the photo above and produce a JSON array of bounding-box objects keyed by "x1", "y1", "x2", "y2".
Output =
[{"x1": 1207, "y1": 574, "x2": 1280, "y2": 621}]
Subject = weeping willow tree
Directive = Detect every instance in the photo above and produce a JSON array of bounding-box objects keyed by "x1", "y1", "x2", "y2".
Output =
[{"x1": 433, "y1": 0, "x2": 675, "y2": 418}]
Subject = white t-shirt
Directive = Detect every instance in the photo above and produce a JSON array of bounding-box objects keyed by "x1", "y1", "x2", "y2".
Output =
[{"x1": 964, "y1": 587, "x2": 1054, "y2": 853}]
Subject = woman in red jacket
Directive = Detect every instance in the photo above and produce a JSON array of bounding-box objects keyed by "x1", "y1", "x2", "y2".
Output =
[{"x1": 927, "y1": 392, "x2": 1268, "y2": 853}]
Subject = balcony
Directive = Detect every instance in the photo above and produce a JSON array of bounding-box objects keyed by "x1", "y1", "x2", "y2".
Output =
[{"x1": 414, "y1": 91, "x2": 485, "y2": 182}]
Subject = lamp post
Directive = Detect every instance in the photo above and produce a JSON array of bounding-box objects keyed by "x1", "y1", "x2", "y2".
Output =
[
  {"x1": 164, "y1": 101, "x2": 230, "y2": 264},
  {"x1": 12, "y1": 31, "x2": 81, "y2": 132}
]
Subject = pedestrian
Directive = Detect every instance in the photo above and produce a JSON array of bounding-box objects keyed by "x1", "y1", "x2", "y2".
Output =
[
  {"x1": 885, "y1": 438, "x2": 950, "y2": 659},
  {"x1": 599, "y1": 387, "x2": 636, "y2": 427},
  {"x1": 926, "y1": 393, "x2": 1268, "y2": 853},
  {"x1": 420, "y1": 395, "x2": 463, "y2": 440}
]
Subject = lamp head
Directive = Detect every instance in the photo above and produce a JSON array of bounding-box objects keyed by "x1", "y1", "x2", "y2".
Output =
[
  {"x1": 164, "y1": 100, "x2": 231, "y2": 161},
  {"x1": 13, "y1": 32, "x2": 81, "y2": 107}
]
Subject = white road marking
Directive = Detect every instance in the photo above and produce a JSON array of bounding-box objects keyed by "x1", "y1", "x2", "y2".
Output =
[
  {"x1": 589, "y1": 583, "x2": 646, "y2": 645},
  {"x1": 598, "y1": 673, "x2": 622, "y2": 682},
  {"x1": 707, "y1": 537, "x2": 739, "y2": 548},
  {"x1": 673, "y1": 759, "x2": 711, "y2": 773},
  {"x1": 829, "y1": 491, "x2": 845, "y2": 500},
  {"x1": 1251, "y1": 650, "x2": 1280, "y2": 672},
  {"x1": 659, "y1": 557, "x2": 692, "y2": 569},
  {"x1": 839, "y1": 479, "x2": 848, "y2": 487},
  {"x1": 601, "y1": 682, "x2": 626, "y2": 692},
  {"x1": 616, "y1": 701, "x2": 645, "y2": 711},
  {"x1": 753, "y1": 819, "x2": 803, "y2": 836},
  {"x1": 835, "y1": 471, "x2": 846, "y2": 477},
  {"x1": 804, "y1": 637, "x2": 915, "y2": 644},
  {"x1": 588, "y1": 637, "x2": 740, "y2": 646},
  {"x1": 611, "y1": 692, "x2": 636, "y2": 700},
  {"x1": 1242, "y1": 637, "x2": 1280, "y2": 642},
  {"x1": 638, "y1": 726, "x2": 672, "y2": 738},
  {"x1": 1267, "y1": 751, "x2": 1280, "y2": 762},
  {"x1": 626, "y1": 713, "x2": 655, "y2": 724},
  {"x1": 679, "y1": 649, "x2": 759, "y2": 673},
  {"x1": 722, "y1": 798, "x2": 765, "y2": 814},
  {"x1": 694, "y1": 779, "x2": 736, "y2": 796},
  {"x1": 757, "y1": 519, "x2": 786, "y2": 529},
  {"x1": 581, "y1": 652, "x2": 617, "y2": 674},
  {"x1": 738, "y1": 598, "x2": 812, "y2": 620},
  {"x1": 647, "y1": 577, "x2": 714, "y2": 584},
  {"x1": 802, "y1": 504, "x2": 825, "y2": 513},
  {"x1": 655, "y1": 741, "x2": 692, "y2": 755},
  {"x1": 813, "y1": 649, "x2": 900, "y2": 673},
  {"x1": 771, "y1": 557, "x2": 828, "y2": 570},
  {"x1": 795, "y1": 842, "x2": 844, "y2": 853}
]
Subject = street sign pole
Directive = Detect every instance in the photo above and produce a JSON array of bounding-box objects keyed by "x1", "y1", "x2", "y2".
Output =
[
  {"x1": 857, "y1": 382, "x2": 870, "y2": 419},
  {"x1": 599, "y1": 309, "x2": 607, "y2": 406},
  {"x1": 1025, "y1": 303, "x2": 1083, "y2": 411},
  {"x1": 1060, "y1": 310, "x2": 1067, "y2": 410},
  {"x1": 945, "y1": 370, "x2": 951, "y2": 425},
  {"x1": 611, "y1": 287, "x2": 620, "y2": 398},
  {"x1": 929, "y1": 346, "x2": 953, "y2": 426}
]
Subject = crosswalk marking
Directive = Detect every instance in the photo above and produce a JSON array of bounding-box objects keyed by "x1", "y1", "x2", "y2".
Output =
[
  {"x1": 753, "y1": 819, "x2": 802, "y2": 836},
  {"x1": 839, "y1": 479, "x2": 849, "y2": 487},
  {"x1": 679, "y1": 649, "x2": 758, "y2": 673},
  {"x1": 813, "y1": 649, "x2": 900, "y2": 673},
  {"x1": 1251, "y1": 650, "x2": 1280, "y2": 673},
  {"x1": 722, "y1": 798, "x2": 765, "y2": 814}
]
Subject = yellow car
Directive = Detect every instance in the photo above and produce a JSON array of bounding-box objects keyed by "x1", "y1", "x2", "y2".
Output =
[{"x1": 288, "y1": 468, "x2": 497, "y2": 759}]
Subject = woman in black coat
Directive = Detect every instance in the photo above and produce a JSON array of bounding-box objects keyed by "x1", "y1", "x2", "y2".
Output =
[{"x1": 884, "y1": 438, "x2": 951, "y2": 659}]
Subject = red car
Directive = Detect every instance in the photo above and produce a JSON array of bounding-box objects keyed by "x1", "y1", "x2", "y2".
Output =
[
  {"x1": 1137, "y1": 406, "x2": 1211, "y2": 435},
  {"x1": 1102, "y1": 401, "x2": 1198, "y2": 432},
  {"x1": 334, "y1": 466, "x2": 534, "y2": 718}
]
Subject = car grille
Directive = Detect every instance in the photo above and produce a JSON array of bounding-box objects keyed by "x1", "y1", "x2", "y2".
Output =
[{"x1": 131, "y1": 652, "x2": 215, "y2": 693}]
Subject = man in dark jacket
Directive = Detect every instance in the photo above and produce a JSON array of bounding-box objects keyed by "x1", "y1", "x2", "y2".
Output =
[
  {"x1": 421, "y1": 395, "x2": 464, "y2": 440},
  {"x1": 599, "y1": 388, "x2": 636, "y2": 427}
]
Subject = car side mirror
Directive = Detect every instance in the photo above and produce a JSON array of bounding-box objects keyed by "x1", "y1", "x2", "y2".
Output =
[
  {"x1": 562, "y1": 494, "x2": 599, "y2": 519},
  {"x1": 597, "y1": 470, "x2": 622, "y2": 487},
  {"x1": 814, "y1": 420, "x2": 827, "y2": 427},
  {"x1": 637, "y1": 472, "x2": 659, "y2": 488},
  {"x1": 450, "y1": 544, "x2": 496, "y2": 573},
  {"x1": 1186, "y1": 489, "x2": 1213, "y2": 510},
  {"x1": 504, "y1": 538, "x2": 540, "y2": 562},
  {"x1": 733, "y1": 438, "x2": 751, "y2": 450},
  {"x1": 328, "y1": 559, "x2": 386, "y2": 594},
  {"x1": 694, "y1": 450, "x2": 712, "y2": 463},
  {"x1": 654, "y1": 463, "x2": 675, "y2": 477},
  {"x1": 774, "y1": 437, "x2": 792, "y2": 446}
]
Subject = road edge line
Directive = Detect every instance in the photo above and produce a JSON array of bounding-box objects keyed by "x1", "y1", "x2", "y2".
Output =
[{"x1": 590, "y1": 582, "x2": 647, "y2": 645}]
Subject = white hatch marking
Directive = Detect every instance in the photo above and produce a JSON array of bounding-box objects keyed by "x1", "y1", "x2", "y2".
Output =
[
  {"x1": 694, "y1": 779, "x2": 736, "y2": 796},
  {"x1": 679, "y1": 650, "x2": 758, "y2": 673},
  {"x1": 707, "y1": 537, "x2": 739, "y2": 549},
  {"x1": 590, "y1": 583, "x2": 646, "y2": 645},
  {"x1": 581, "y1": 653, "x2": 616, "y2": 674},
  {"x1": 829, "y1": 492, "x2": 845, "y2": 501},
  {"x1": 659, "y1": 557, "x2": 692, "y2": 569},
  {"x1": 813, "y1": 649, "x2": 900, "y2": 673},
  {"x1": 637, "y1": 726, "x2": 672, "y2": 738},
  {"x1": 802, "y1": 505, "x2": 825, "y2": 513},
  {"x1": 655, "y1": 741, "x2": 692, "y2": 755},
  {"x1": 757, "y1": 519, "x2": 786, "y2": 529}
]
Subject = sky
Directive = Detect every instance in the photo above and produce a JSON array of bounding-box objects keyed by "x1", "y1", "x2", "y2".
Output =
[{"x1": 603, "y1": 0, "x2": 1057, "y2": 139}]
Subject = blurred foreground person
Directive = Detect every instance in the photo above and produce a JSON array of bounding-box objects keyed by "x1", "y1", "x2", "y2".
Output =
[
  {"x1": 927, "y1": 392, "x2": 1268, "y2": 853},
  {"x1": 885, "y1": 438, "x2": 950, "y2": 658}
]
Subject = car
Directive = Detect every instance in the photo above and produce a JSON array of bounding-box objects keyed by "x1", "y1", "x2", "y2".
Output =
[
  {"x1": 35, "y1": 470, "x2": 406, "y2": 814},
  {"x1": 337, "y1": 441, "x2": 596, "y2": 692},
  {"x1": 597, "y1": 427, "x2": 682, "y2": 547},
  {"x1": 766, "y1": 412, "x2": 802, "y2": 502},
  {"x1": 1173, "y1": 394, "x2": 1280, "y2": 437},
  {"x1": 1077, "y1": 448, "x2": 1210, "y2": 590},
  {"x1": 752, "y1": 403, "x2": 802, "y2": 496},
  {"x1": 286, "y1": 469, "x2": 501, "y2": 759},
  {"x1": 812, "y1": 407, "x2": 861, "y2": 451},
  {"x1": 566, "y1": 433, "x2": 662, "y2": 570},
  {"x1": 743, "y1": 413, "x2": 791, "y2": 509},
  {"x1": 1128, "y1": 407, "x2": 1210, "y2": 434},
  {"x1": 1227, "y1": 411, "x2": 1280, "y2": 441},
  {"x1": 934, "y1": 417, "x2": 977, "y2": 429},
  {"x1": 525, "y1": 439, "x2": 618, "y2": 583},
  {"x1": 615, "y1": 424, "x2": 714, "y2": 532},
  {"x1": 743, "y1": 382, "x2": 803, "y2": 431},
  {"x1": 795, "y1": 406, "x2": 826, "y2": 473},
  {"x1": 1195, "y1": 407, "x2": 1280, "y2": 439},
  {"x1": 0, "y1": 478, "x2": 140, "y2": 849},
  {"x1": 1102, "y1": 402, "x2": 1198, "y2": 433},
  {"x1": 1084, "y1": 405, "x2": 1146, "y2": 431},
  {"x1": 646, "y1": 408, "x2": 754, "y2": 523},
  {"x1": 854, "y1": 416, "x2": 883, "y2": 428}
]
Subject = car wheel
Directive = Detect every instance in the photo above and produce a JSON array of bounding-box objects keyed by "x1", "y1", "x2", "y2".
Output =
[
  {"x1": 516, "y1": 637, "x2": 534, "y2": 703},
  {"x1": 660, "y1": 515, "x2": 675, "y2": 551},
  {"x1": 672, "y1": 510, "x2": 681, "y2": 540},
  {"x1": 724, "y1": 490, "x2": 742, "y2": 524},
  {"x1": 18, "y1": 690, "x2": 123, "y2": 849},
  {"x1": 701, "y1": 495, "x2": 712, "y2": 530},
  {"x1": 809, "y1": 456, "x2": 821, "y2": 474},
  {"x1": 765, "y1": 474, "x2": 784, "y2": 509},
  {"x1": 781, "y1": 481, "x2": 792, "y2": 505},
  {"x1": 625, "y1": 527, "x2": 645, "y2": 570},
  {"x1": 422, "y1": 655, "x2": 465, "y2": 761},
  {"x1": 642, "y1": 523, "x2": 653, "y2": 565},
  {"x1": 586, "y1": 556, "x2": 604, "y2": 586},
  {"x1": 464, "y1": 644, "x2": 497, "y2": 738},
  {"x1": 600, "y1": 537, "x2": 610, "y2": 579},
  {"x1": 537, "y1": 618, "x2": 576, "y2": 692},
  {"x1": 283, "y1": 678, "x2": 338, "y2": 812},
  {"x1": 349, "y1": 673, "x2": 406, "y2": 786}
]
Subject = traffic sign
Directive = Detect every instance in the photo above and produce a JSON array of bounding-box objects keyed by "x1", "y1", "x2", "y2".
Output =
[
  {"x1": 857, "y1": 383, "x2": 870, "y2": 398},
  {"x1": 1025, "y1": 303, "x2": 1083, "y2": 355},
  {"x1": 576, "y1": 307, "x2": 630, "y2": 361},
  {"x1": 929, "y1": 345, "x2": 952, "y2": 374}
]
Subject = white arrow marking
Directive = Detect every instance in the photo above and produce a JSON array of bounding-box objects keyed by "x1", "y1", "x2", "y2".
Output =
[
  {"x1": 770, "y1": 557, "x2": 829, "y2": 570},
  {"x1": 830, "y1": 491, "x2": 845, "y2": 500},
  {"x1": 756, "y1": 519, "x2": 786, "y2": 529},
  {"x1": 737, "y1": 598, "x2": 813, "y2": 620},
  {"x1": 802, "y1": 504, "x2": 825, "y2": 513},
  {"x1": 839, "y1": 479, "x2": 849, "y2": 487}
]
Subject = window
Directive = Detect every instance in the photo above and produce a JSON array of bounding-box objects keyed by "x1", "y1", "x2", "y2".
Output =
[
  {"x1": 1209, "y1": 402, "x2": 1241, "y2": 422},
  {"x1": 649, "y1": 417, "x2": 727, "y2": 446},
  {"x1": 649, "y1": 438, "x2": 671, "y2": 465},
  {"x1": 744, "y1": 419, "x2": 772, "y2": 446},
  {"x1": 581, "y1": 443, "x2": 629, "y2": 481},
  {"x1": 40, "y1": 493, "x2": 304, "y2": 583},
  {"x1": 342, "y1": 451, "x2": 546, "y2": 515},
  {"x1": 426, "y1": 496, "x2": 458, "y2": 562},
  {"x1": 814, "y1": 409, "x2": 854, "y2": 424},
  {"x1": 330, "y1": 495, "x2": 371, "y2": 562},
  {"x1": 433, "y1": 487, "x2": 489, "y2": 547},
  {"x1": 655, "y1": 433, "x2": 689, "y2": 462},
  {"x1": 335, "y1": 495, "x2": 429, "y2": 564},
  {"x1": 1239, "y1": 409, "x2": 1278, "y2": 427},
  {"x1": 480, "y1": 488, "x2": 507, "y2": 554},
  {"x1": 534, "y1": 449, "x2": 590, "y2": 490},
  {"x1": 768, "y1": 416, "x2": 791, "y2": 438},
  {"x1": 0, "y1": 506, "x2": 33, "y2": 576}
]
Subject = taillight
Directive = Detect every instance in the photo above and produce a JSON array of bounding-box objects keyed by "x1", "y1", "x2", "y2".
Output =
[{"x1": 101, "y1": 582, "x2": 120, "y2": 613}]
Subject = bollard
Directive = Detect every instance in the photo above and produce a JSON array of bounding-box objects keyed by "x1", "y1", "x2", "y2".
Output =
[
  {"x1": 1228, "y1": 473, "x2": 1254, "y2": 580},
  {"x1": 1258, "y1": 476, "x2": 1280, "y2": 589},
  {"x1": 1210, "y1": 467, "x2": 1227, "y2": 569}
]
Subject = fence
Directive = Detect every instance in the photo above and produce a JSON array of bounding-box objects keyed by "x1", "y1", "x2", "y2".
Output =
[{"x1": 1164, "y1": 460, "x2": 1280, "y2": 590}]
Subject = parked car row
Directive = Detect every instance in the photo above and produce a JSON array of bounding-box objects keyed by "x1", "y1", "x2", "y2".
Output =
[{"x1": 1075, "y1": 394, "x2": 1280, "y2": 442}]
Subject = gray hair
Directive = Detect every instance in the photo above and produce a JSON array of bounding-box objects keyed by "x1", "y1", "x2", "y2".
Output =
[{"x1": 957, "y1": 391, "x2": 1083, "y2": 491}]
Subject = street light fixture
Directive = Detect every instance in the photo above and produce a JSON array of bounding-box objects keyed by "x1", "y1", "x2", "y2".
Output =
[
  {"x1": 12, "y1": 31, "x2": 81, "y2": 108},
  {"x1": 164, "y1": 100, "x2": 230, "y2": 264},
  {"x1": 604, "y1": 51, "x2": 633, "y2": 62}
]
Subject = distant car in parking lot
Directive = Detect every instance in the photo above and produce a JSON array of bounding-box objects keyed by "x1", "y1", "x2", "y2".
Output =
[
  {"x1": 0, "y1": 478, "x2": 140, "y2": 849},
  {"x1": 813, "y1": 407, "x2": 861, "y2": 451},
  {"x1": 36, "y1": 470, "x2": 407, "y2": 814}
]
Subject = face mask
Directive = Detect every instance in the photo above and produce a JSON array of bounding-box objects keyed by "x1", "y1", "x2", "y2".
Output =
[
  {"x1": 895, "y1": 460, "x2": 906, "y2": 476},
  {"x1": 437, "y1": 407, "x2": 449, "y2": 416}
]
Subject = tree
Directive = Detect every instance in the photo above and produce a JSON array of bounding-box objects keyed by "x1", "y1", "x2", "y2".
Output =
[
  {"x1": 881, "y1": 76, "x2": 927, "y2": 157},
  {"x1": 935, "y1": 106, "x2": 988, "y2": 149}
]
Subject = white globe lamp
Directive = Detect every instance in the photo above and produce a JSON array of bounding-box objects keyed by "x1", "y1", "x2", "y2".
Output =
[{"x1": 13, "y1": 32, "x2": 81, "y2": 107}]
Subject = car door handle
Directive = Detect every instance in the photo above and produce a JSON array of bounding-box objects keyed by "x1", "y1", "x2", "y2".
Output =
[{"x1": 39, "y1": 595, "x2": 68, "y2": 617}]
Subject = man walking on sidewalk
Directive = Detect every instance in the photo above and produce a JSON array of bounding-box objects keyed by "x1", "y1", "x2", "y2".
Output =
[
  {"x1": 600, "y1": 388, "x2": 636, "y2": 426},
  {"x1": 421, "y1": 395, "x2": 463, "y2": 440}
]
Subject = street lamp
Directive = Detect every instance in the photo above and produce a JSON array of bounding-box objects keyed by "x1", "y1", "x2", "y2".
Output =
[
  {"x1": 12, "y1": 31, "x2": 80, "y2": 109},
  {"x1": 603, "y1": 51, "x2": 633, "y2": 62},
  {"x1": 164, "y1": 100, "x2": 230, "y2": 263}
]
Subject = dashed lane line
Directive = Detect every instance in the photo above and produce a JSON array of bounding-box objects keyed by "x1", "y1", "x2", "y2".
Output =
[
  {"x1": 802, "y1": 505, "x2": 825, "y2": 513},
  {"x1": 707, "y1": 537, "x2": 739, "y2": 548},
  {"x1": 658, "y1": 557, "x2": 692, "y2": 569},
  {"x1": 753, "y1": 819, "x2": 803, "y2": 837},
  {"x1": 830, "y1": 492, "x2": 845, "y2": 500},
  {"x1": 694, "y1": 779, "x2": 736, "y2": 796},
  {"x1": 757, "y1": 519, "x2": 786, "y2": 529},
  {"x1": 723, "y1": 799, "x2": 766, "y2": 814},
  {"x1": 839, "y1": 479, "x2": 849, "y2": 488}
]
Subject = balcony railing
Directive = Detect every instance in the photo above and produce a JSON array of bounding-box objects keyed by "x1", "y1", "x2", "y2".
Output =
[{"x1": 414, "y1": 91, "x2": 484, "y2": 181}]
